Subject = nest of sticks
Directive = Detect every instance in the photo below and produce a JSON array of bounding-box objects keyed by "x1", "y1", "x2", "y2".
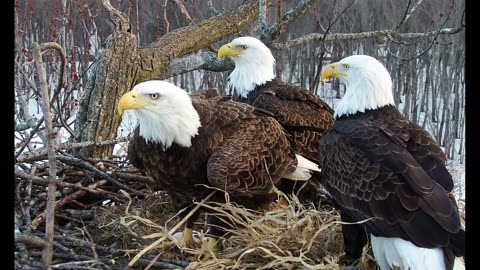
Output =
[{"x1": 15, "y1": 154, "x2": 382, "y2": 269}]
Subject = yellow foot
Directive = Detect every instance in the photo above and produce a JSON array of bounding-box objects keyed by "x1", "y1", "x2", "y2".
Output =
[
  {"x1": 266, "y1": 195, "x2": 291, "y2": 211},
  {"x1": 157, "y1": 227, "x2": 201, "y2": 253},
  {"x1": 175, "y1": 227, "x2": 201, "y2": 247},
  {"x1": 154, "y1": 239, "x2": 177, "y2": 252},
  {"x1": 195, "y1": 237, "x2": 218, "y2": 262}
]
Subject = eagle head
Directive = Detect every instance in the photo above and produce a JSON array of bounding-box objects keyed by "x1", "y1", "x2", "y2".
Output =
[
  {"x1": 321, "y1": 55, "x2": 395, "y2": 118},
  {"x1": 217, "y1": 36, "x2": 275, "y2": 97},
  {"x1": 118, "y1": 80, "x2": 201, "y2": 149}
]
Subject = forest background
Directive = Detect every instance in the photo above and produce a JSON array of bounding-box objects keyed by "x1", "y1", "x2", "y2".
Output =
[{"x1": 14, "y1": 0, "x2": 465, "y2": 269}]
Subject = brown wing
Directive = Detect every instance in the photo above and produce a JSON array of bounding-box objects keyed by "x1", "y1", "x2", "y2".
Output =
[
  {"x1": 244, "y1": 79, "x2": 334, "y2": 163},
  {"x1": 319, "y1": 106, "x2": 463, "y2": 253},
  {"x1": 204, "y1": 97, "x2": 297, "y2": 199},
  {"x1": 189, "y1": 88, "x2": 221, "y2": 100},
  {"x1": 252, "y1": 79, "x2": 334, "y2": 131}
]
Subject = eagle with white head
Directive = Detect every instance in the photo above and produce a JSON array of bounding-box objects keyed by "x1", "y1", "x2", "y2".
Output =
[
  {"x1": 320, "y1": 55, "x2": 465, "y2": 270},
  {"x1": 217, "y1": 36, "x2": 334, "y2": 204},
  {"x1": 118, "y1": 80, "x2": 320, "y2": 252}
]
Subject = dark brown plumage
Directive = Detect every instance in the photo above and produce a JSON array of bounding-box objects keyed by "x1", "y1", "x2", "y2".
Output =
[
  {"x1": 239, "y1": 78, "x2": 334, "y2": 163},
  {"x1": 217, "y1": 36, "x2": 334, "y2": 204},
  {"x1": 320, "y1": 55, "x2": 464, "y2": 270},
  {"x1": 120, "y1": 82, "x2": 311, "y2": 242},
  {"x1": 237, "y1": 79, "x2": 334, "y2": 203},
  {"x1": 319, "y1": 106, "x2": 464, "y2": 261}
]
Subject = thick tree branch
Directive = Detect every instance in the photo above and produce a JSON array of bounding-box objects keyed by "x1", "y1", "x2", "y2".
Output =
[
  {"x1": 265, "y1": 0, "x2": 315, "y2": 42},
  {"x1": 102, "y1": 0, "x2": 130, "y2": 32},
  {"x1": 167, "y1": 51, "x2": 235, "y2": 78},
  {"x1": 270, "y1": 26, "x2": 465, "y2": 50}
]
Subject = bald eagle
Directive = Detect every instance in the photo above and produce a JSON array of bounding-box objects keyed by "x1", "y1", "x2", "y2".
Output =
[
  {"x1": 217, "y1": 36, "x2": 334, "y2": 203},
  {"x1": 320, "y1": 55, "x2": 465, "y2": 270},
  {"x1": 118, "y1": 80, "x2": 320, "y2": 250}
]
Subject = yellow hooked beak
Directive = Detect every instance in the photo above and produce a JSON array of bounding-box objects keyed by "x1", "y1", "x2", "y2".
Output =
[
  {"x1": 321, "y1": 63, "x2": 346, "y2": 84},
  {"x1": 117, "y1": 90, "x2": 146, "y2": 116},
  {"x1": 217, "y1": 43, "x2": 241, "y2": 60}
]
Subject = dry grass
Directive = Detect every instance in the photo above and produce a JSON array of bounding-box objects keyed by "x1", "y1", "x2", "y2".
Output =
[{"x1": 90, "y1": 191, "x2": 380, "y2": 269}]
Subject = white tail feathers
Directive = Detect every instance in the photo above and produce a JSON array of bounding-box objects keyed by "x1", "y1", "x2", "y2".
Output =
[
  {"x1": 453, "y1": 257, "x2": 465, "y2": 270},
  {"x1": 283, "y1": 155, "x2": 321, "y2": 181},
  {"x1": 370, "y1": 235, "x2": 465, "y2": 270}
]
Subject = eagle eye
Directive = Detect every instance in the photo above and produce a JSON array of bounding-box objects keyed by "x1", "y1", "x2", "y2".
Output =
[
  {"x1": 343, "y1": 64, "x2": 350, "y2": 70},
  {"x1": 150, "y1": 93, "x2": 160, "y2": 100},
  {"x1": 239, "y1": 45, "x2": 247, "y2": 50}
]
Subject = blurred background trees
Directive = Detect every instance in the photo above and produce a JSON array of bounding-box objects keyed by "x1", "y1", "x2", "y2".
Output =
[{"x1": 14, "y1": 0, "x2": 465, "y2": 161}]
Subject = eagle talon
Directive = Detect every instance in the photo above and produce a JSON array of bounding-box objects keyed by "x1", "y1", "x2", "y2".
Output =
[{"x1": 195, "y1": 237, "x2": 218, "y2": 262}]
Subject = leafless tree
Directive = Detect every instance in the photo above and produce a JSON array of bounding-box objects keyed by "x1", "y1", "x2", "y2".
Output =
[{"x1": 14, "y1": 1, "x2": 465, "y2": 267}]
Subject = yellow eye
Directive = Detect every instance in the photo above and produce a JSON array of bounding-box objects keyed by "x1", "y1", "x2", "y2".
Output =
[
  {"x1": 343, "y1": 64, "x2": 350, "y2": 70},
  {"x1": 239, "y1": 45, "x2": 247, "y2": 50},
  {"x1": 150, "y1": 93, "x2": 159, "y2": 100}
]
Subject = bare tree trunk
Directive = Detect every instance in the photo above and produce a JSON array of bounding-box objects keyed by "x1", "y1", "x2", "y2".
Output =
[{"x1": 74, "y1": 7, "x2": 138, "y2": 158}]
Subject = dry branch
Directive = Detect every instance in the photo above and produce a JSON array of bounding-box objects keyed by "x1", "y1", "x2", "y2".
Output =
[
  {"x1": 170, "y1": 0, "x2": 194, "y2": 25},
  {"x1": 55, "y1": 180, "x2": 108, "y2": 211},
  {"x1": 128, "y1": 190, "x2": 217, "y2": 267},
  {"x1": 32, "y1": 41, "x2": 67, "y2": 268},
  {"x1": 56, "y1": 154, "x2": 147, "y2": 198},
  {"x1": 14, "y1": 167, "x2": 124, "y2": 201},
  {"x1": 16, "y1": 137, "x2": 130, "y2": 163},
  {"x1": 270, "y1": 26, "x2": 465, "y2": 50}
]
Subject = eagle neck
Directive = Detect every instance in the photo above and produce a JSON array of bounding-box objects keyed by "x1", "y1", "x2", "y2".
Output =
[
  {"x1": 334, "y1": 68, "x2": 395, "y2": 118},
  {"x1": 228, "y1": 58, "x2": 275, "y2": 98},
  {"x1": 136, "y1": 101, "x2": 201, "y2": 150}
]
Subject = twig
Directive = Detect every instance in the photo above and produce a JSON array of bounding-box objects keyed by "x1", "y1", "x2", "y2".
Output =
[
  {"x1": 15, "y1": 234, "x2": 47, "y2": 248},
  {"x1": 170, "y1": 0, "x2": 194, "y2": 25},
  {"x1": 113, "y1": 171, "x2": 156, "y2": 185},
  {"x1": 56, "y1": 154, "x2": 146, "y2": 197},
  {"x1": 321, "y1": 0, "x2": 357, "y2": 55},
  {"x1": 79, "y1": 226, "x2": 102, "y2": 268},
  {"x1": 394, "y1": 0, "x2": 423, "y2": 31},
  {"x1": 21, "y1": 165, "x2": 35, "y2": 234},
  {"x1": 164, "y1": 0, "x2": 170, "y2": 33},
  {"x1": 33, "y1": 41, "x2": 65, "y2": 268},
  {"x1": 14, "y1": 168, "x2": 126, "y2": 203},
  {"x1": 14, "y1": 116, "x2": 45, "y2": 159},
  {"x1": 135, "y1": 258, "x2": 188, "y2": 269},
  {"x1": 128, "y1": 190, "x2": 217, "y2": 267},
  {"x1": 55, "y1": 180, "x2": 108, "y2": 211},
  {"x1": 266, "y1": 0, "x2": 314, "y2": 41},
  {"x1": 51, "y1": 260, "x2": 101, "y2": 269},
  {"x1": 16, "y1": 137, "x2": 130, "y2": 163},
  {"x1": 15, "y1": 212, "x2": 30, "y2": 262},
  {"x1": 206, "y1": 0, "x2": 220, "y2": 15}
]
